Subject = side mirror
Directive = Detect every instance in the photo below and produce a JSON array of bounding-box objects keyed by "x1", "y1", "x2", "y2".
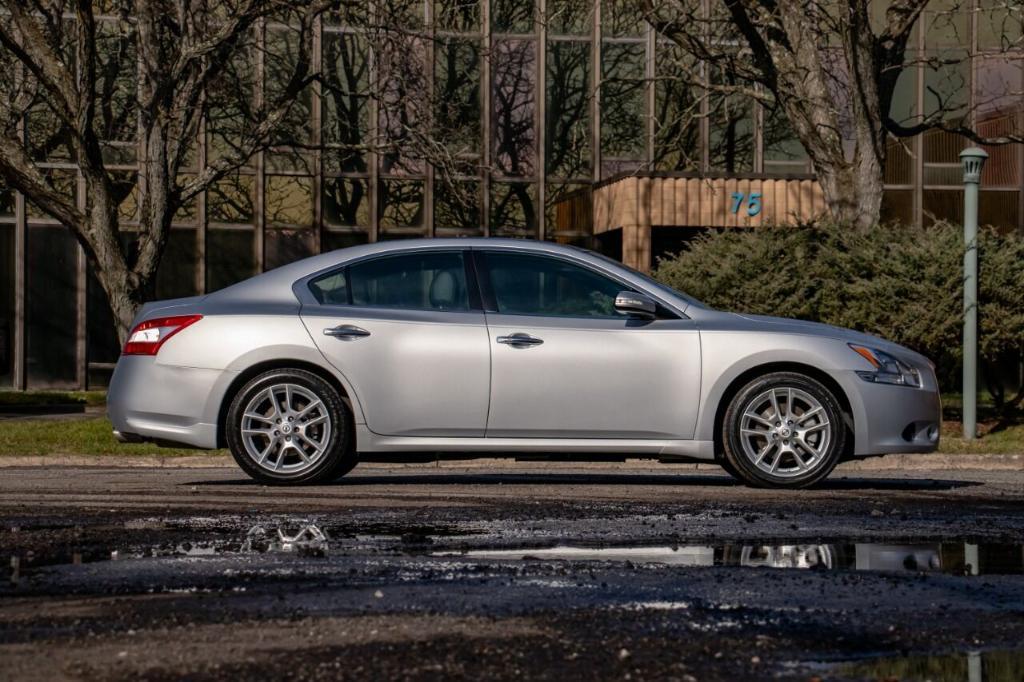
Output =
[{"x1": 614, "y1": 291, "x2": 656, "y2": 319}]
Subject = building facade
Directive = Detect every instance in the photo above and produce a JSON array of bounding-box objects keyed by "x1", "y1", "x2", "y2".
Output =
[{"x1": 1, "y1": 0, "x2": 1022, "y2": 389}]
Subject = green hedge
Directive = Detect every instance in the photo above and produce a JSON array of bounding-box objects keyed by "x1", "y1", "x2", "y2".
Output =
[{"x1": 652, "y1": 222, "x2": 1024, "y2": 398}]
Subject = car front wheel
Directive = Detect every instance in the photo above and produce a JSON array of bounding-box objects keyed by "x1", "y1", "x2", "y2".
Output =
[
  {"x1": 721, "y1": 372, "x2": 846, "y2": 489},
  {"x1": 226, "y1": 368, "x2": 356, "y2": 485}
]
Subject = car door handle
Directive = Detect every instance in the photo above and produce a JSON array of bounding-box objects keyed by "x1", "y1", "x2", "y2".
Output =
[
  {"x1": 323, "y1": 324, "x2": 371, "y2": 340},
  {"x1": 496, "y1": 333, "x2": 543, "y2": 348}
]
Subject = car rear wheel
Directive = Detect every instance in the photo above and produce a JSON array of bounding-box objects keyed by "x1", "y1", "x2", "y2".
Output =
[
  {"x1": 721, "y1": 372, "x2": 845, "y2": 489},
  {"x1": 226, "y1": 369, "x2": 356, "y2": 485}
]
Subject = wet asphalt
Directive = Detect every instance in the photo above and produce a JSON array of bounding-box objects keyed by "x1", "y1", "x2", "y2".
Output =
[{"x1": 2, "y1": 463, "x2": 1024, "y2": 681}]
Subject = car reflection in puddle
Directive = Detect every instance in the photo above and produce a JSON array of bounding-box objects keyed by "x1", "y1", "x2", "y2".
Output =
[
  {"x1": 438, "y1": 542, "x2": 1024, "y2": 575},
  {"x1": 169, "y1": 524, "x2": 330, "y2": 559},
  {"x1": 833, "y1": 648, "x2": 1024, "y2": 682}
]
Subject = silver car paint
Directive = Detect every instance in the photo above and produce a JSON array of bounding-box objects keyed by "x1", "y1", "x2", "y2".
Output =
[
  {"x1": 484, "y1": 314, "x2": 701, "y2": 439},
  {"x1": 107, "y1": 238, "x2": 940, "y2": 460},
  {"x1": 301, "y1": 307, "x2": 491, "y2": 437}
]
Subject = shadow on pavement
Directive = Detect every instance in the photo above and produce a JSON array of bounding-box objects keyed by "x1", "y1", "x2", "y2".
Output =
[{"x1": 186, "y1": 472, "x2": 980, "y2": 491}]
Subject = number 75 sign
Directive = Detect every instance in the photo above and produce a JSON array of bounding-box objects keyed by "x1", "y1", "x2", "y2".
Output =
[{"x1": 730, "y1": 192, "x2": 763, "y2": 217}]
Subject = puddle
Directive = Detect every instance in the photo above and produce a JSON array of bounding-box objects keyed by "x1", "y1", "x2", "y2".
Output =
[
  {"x1": 159, "y1": 524, "x2": 331, "y2": 559},
  {"x1": 832, "y1": 648, "x2": 1024, "y2": 681},
  {"x1": 437, "y1": 542, "x2": 1024, "y2": 575}
]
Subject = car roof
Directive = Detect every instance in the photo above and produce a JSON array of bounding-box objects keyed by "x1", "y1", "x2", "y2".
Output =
[{"x1": 204, "y1": 239, "x2": 596, "y2": 304}]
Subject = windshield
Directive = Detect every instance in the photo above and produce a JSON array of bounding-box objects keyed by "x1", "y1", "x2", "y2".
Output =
[{"x1": 572, "y1": 247, "x2": 710, "y2": 310}]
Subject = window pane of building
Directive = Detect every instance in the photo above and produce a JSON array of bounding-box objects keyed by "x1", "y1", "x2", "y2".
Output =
[
  {"x1": 601, "y1": 42, "x2": 646, "y2": 172},
  {"x1": 492, "y1": 40, "x2": 537, "y2": 177},
  {"x1": 654, "y1": 48, "x2": 700, "y2": 171},
  {"x1": 379, "y1": 180, "x2": 425, "y2": 229},
  {"x1": 379, "y1": 37, "x2": 428, "y2": 176},
  {"x1": 924, "y1": 4, "x2": 969, "y2": 50},
  {"x1": 266, "y1": 176, "x2": 314, "y2": 227},
  {"x1": 601, "y1": 0, "x2": 643, "y2": 37},
  {"x1": 156, "y1": 230, "x2": 199, "y2": 299},
  {"x1": 549, "y1": 0, "x2": 592, "y2": 36},
  {"x1": 435, "y1": 180, "x2": 482, "y2": 232},
  {"x1": 323, "y1": 231, "x2": 370, "y2": 252},
  {"x1": 884, "y1": 68, "x2": 918, "y2": 186},
  {"x1": 0, "y1": 185, "x2": 14, "y2": 217},
  {"x1": 976, "y1": 56, "x2": 1024, "y2": 188},
  {"x1": 0, "y1": 224, "x2": 13, "y2": 387},
  {"x1": 708, "y1": 64, "x2": 754, "y2": 173},
  {"x1": 881, "y1": 189, "x2": 914, "y2": 226},
  {"x1": 923, "y1": 53, "x2": 968, "y2": 175},
  {"x1": 322, "y1": 31, "x2": 371, "y2": 174},
  {"x1": 266, "y1": 229, "x2": 316, "y2": 270},
  {"x1": 27, "y1": 107, "x2": 73, "y2": 163},
  {"x1": 26, "y1": 227, "x2": 78, "y2": 387},
  {"x1": 922, "y1": 188, "x2": 964, "y2": 226},
  {"x1": 95, "y1": 20, "x2": 137, "y2": 145},
  {"x1": 86, "y1": 269, "x2": 119, "y2": 388},
  {"x1": 435, "y1": 0, "x2": 480, "y2": 32},
  {"x1": 26, "y1": 170, "x2": 76, "y2": 220},
  {"x1": 980, "y1": 190, "x2": 1020, "y2": 230},
  {"x1": 206, "y1": 42, "x2": 257, "y2": 164},
  {"x1": 493, "y1": 0, "x2": 534, "y2": 33},
  {"x1": 978, "y1": 1, "x2": 1024, "y2": 49},
  {"x1": 546, "y1": 40, "x2": 592, "y2": 178},
  {"x1": 265, "y1": 26, "x2": 313, "y2": 149},
  {"x1": 435, "y1": 37, "x2": 482, "y2": 157},
  {"x1": 324, "y1": 177, "x2": 371, "y2": 227},
  {"x1": 491, "y1": 182, "x2": 537, "y2": 235},
  {"x1": 207, "y1": 229, "x2": 256, "y2": 292},
  {"x1": 208, "y1": 174, "x2": 255, "y2": 225},
  {"x1": 763, "y1": 103, "x2": 809, "y2": 174}
]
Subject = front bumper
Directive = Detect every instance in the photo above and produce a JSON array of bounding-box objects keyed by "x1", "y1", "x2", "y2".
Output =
[
  {"x1": 838, "y1": 370, "x2": 942, "y2": 457},
  {"x1": 107, "y1": 356, "x2": 234, "y2": 449}
]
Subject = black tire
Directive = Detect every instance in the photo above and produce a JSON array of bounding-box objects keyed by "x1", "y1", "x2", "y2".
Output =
[
  {"x1": 721, "y1": 372, "x2": 846, "y2": 489},
  {"x1": 226, "y1": 368, "x2": 356, "y2": 485},
  {"x1": 716, "y1": 455, "x2": 744, "y2": 482}
]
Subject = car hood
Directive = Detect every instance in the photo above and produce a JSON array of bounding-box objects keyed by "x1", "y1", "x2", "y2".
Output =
[{"x1": 712, "y1": 312, "x2": 930, "y2": 365}]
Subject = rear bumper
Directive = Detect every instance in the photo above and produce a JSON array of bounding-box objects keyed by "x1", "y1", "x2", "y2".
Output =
[
  {"x1": 839, "y1": 371, "x2": 942, "y2": 457},
  {"x1": 107, "y1": 356, "x2": 235, "y2": 449}
]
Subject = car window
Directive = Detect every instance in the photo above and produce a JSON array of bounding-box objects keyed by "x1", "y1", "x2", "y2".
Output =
[
  {"x1": 309, "y1": 271, "x2": 348, "y2": 305},
  {"x1": 483, "y1": 252, "x2": 627, "y2": 318},
  {"x1": 330, "y1": 251, "x2": 470, "y2": 311}
]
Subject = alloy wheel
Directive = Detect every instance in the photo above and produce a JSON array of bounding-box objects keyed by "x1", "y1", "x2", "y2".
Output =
[
  {"x1": 738, "y1": 386, "x2": 832, "y2": 478},
  {"x1": 240, "y1": 383, "x2": 332, "y2": 474}
]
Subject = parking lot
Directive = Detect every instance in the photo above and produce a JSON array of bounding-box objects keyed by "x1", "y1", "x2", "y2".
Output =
[{"x1": 3, "y1": 463, "x2": 1024, "y2": 680}]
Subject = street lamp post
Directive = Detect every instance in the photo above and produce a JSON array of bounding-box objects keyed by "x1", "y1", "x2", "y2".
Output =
[{"x1": 960, "y1": 147, "x2": 988, "y2": 440}]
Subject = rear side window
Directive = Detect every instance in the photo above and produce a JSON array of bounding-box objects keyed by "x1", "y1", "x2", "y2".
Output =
[
  {"x1": 310, "y1": 251, "x2": 470, "y2": 312},
  {"x1": 309, "y1": 272, "x2": 348, "y2": 305}
]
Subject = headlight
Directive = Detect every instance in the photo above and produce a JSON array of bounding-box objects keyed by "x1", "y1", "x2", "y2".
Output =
[{"x1": 849, "y1": 344, "x2": 921, "y2": 388}]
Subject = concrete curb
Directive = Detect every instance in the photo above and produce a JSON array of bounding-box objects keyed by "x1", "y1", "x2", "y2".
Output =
[{"x1": 0, "y1": 453, "x2": 1021, "y2": 471}]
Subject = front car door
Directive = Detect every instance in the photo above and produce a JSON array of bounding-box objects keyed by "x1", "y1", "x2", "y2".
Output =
[
  {"x1": 478, "y1": 249, "x2": 701, "y2": 439},
  {"x1": 299, "y1": 249, "x2": 491, "y2": 437}
]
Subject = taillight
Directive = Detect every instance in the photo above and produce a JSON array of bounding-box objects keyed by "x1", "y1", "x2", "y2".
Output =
[{"x1": 122, "y1": 315, "x2": 202, "y2": 356}]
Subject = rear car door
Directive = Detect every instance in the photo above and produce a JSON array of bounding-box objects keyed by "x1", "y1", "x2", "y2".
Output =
[
  {"x1": 299, "y1": 249, "x2": 491, "y2": 437},
  {"x1": 478, "y1": 249, "x2": 701, "y2": 439}
]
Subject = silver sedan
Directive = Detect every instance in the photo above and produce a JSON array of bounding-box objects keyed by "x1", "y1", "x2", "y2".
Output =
[{"x1": 107, "y1": 239, "x2": 940, "y2": 488}]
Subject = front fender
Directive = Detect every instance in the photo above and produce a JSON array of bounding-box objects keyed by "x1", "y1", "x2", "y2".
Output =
[{"x1": 693, "y1": 332, "x2": 868, "y2": 451}]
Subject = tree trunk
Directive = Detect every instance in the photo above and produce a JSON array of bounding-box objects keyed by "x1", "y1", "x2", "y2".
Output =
[
  {"x1": 92, "y1": 255, "x2": 152, "y2": 346},
  {"x1": 814, "y1": 154, "x2": 885, "y2": 230}
]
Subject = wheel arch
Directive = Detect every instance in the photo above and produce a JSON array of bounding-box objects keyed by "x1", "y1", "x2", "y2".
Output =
[
  {"x1": 710, "y1": 361, "x2": 856, "y2": 462},
  {"x1": 216, "y1": 358, "x2": 355, "y2": 449}
]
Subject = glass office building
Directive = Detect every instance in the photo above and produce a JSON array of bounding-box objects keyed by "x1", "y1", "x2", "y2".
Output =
[{"x1": 1, "y1": 0, "x2": 1022, "y2": 388}]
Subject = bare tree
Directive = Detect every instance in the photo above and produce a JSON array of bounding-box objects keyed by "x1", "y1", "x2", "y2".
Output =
[
  {"x1": 642, "y1": 0, "x2": 1024, "y2": 229},
  {"x1": 0, "y1": 0, "x2": 333, "y2": 342}
]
